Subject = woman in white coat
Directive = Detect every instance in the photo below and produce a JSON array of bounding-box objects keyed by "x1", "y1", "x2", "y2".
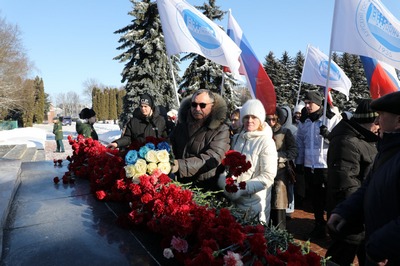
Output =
[{"x1": 218, "y1": 99, "x2": 278, "y2": 224}]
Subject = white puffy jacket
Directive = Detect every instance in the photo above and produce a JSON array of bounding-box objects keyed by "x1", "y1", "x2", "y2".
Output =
[{"x1": 219, "y1": 122, "x2": 277, "y2": 224}]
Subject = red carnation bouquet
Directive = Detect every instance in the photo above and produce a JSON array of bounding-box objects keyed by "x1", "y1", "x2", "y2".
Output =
[{"x1": 221, "y1": 150, "x2": 252, "y2": 193}]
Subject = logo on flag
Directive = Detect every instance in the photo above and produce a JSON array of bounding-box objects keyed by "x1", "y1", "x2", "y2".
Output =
[
  {"x1": 301, "y1": 45, "x2": 351, "y2": 100},
  {"x1": 319, "y1": 61, "x2": 342, "y2": 82},
  {"x1": 157, "y1": 0, "x2": 241, "y2": 77},
  {"x1": 356, "y1": 1, "x2": 400, "y2": 53},
  {"x1": 178, "y1": 8, "x2": 222, "y2": 54},
  {"x1": 331, "y1": 0, "x2": 400, "y2": 69}
]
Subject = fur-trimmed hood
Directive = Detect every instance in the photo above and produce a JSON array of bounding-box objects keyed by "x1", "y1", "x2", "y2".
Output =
[{"x1": 178, "y1": 93, "x2": 228, "y2": 130}]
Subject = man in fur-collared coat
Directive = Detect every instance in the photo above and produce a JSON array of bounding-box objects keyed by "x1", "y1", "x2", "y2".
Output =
[{"x1": 170, "y1": 89, "x2": 230, "y2": 191}]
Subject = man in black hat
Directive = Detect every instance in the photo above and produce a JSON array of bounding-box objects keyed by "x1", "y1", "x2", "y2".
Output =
[
  {"x1": 107, "y1": 93, "x2": 166, "y2": 149},
  {"x1": 328, "y1": 91, "x2": 400, "y2": 265},
  {"x1": 295, "y1": 90, "x2": 342, "y2": 239},
  {"x1": 325, "y1": 99, "x2": 379, "y2": 265}
]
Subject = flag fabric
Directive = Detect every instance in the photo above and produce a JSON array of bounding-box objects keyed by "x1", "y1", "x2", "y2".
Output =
[
  {"x1": 360, "y1": 56, "x2": 400, "y2": 99},
  {"x1": 226, "y1": 10, "x2": 276, "y2": 115},
  {"x1": 331, "y1": 0, "x2": 400, "y2": 70},
  {"x1": 301, "y1": 45, "x2": 352, "y2": 100},
  {"x1": 156, "y1": 0, "x2": 241, "y2": 77}
]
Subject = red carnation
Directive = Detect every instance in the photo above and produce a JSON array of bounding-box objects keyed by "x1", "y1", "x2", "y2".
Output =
[
  {"x1": 53, "y1": 176, "x2": 60, "y2": 184},
  {"x1": 96, "y1": 190, "x2": 107, "y2": 200}
]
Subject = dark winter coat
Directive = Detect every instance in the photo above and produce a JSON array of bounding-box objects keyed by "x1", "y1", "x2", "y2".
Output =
[
  {"x1": 76, "y1": 120, "x2": 98, "y2": 140},
  {"x1": 332, "y1": 132, "x2": 400, "y2": 265},
  {"x1": 113, "y1": 106, "x2": 166, "y2": 148},
  {"x1": 326, "y1": 119, "x2": 378, "y2": 244},
  {"x1": 271, "y1": 125, "x2": 298, "y2": 210},
  {"x1": 170, "y1": 94, "x2": 230, "y2": 190}
]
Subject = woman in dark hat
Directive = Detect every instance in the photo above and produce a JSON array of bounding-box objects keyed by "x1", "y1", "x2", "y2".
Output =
[
  {"x1": 107, "y1": 93, "x2": 167, "y2": 149},
  {"x1": 76, "y1": 108, "x2": 98, "y2": 140}
]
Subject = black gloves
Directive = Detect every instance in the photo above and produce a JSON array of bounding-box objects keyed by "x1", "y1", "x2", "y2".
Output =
[{"x1": 319, "y1": 125, "x2": 330, "y2": 138}]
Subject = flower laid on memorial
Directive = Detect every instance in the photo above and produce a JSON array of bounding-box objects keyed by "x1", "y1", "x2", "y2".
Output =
[
  {"x1": 221, "y1": 150, "x2": 252, "y2": 193},
  {"x1": 63, "y1": 135, "x2": 327, "y2": 266},
  {"x1": 124, "y1": 140, "x2": 173, "y2": 183}
]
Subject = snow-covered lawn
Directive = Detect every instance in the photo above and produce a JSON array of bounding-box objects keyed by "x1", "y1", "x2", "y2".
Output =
[{"x1": 0, "y1": 122, "x2": 122, "y2": 149}]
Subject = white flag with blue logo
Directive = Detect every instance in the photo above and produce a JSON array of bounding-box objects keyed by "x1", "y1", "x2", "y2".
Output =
[
  {"x1": 301, "y1": 45, "x2": 352, "y2": 100},
  {"x1": 156, "y1": 0, "x2": 241, "y2": 76},
  {"x1": 331, "y1": 0, "x2": 400, "y2": 70}
]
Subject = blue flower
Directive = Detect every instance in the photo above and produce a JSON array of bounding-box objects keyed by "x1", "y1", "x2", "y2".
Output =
[
  {"x1": 145, "y1": 142, "x2": 156, "y2": 150},
  {"x1": 125, "y1": 150, "x2": 138, "y2": 165},
  {"x1": 138, "y1": 146, "x2": 150, "y2": 158},
  {"x1": 157, "y1": 141, "x2": 171, "y2": 152}
]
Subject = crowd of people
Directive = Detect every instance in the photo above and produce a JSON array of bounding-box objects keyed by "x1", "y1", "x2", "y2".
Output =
[{"x1": 60, "y1": 88, "x2": 399, "y2": 266}]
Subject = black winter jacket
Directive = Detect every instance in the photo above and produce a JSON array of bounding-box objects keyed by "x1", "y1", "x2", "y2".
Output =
[
  {"x1": 170, "y1": 94, "x2": 230, "y2": 190},
  {"x1": 332, "y1": 131, "x2": 400, "y2": 265},
  {"x1": 113, "y1": 106, "x2": 166, "y2": 148},
  {"x1": 326, "y1": 119, "x2": 378, "y2": 244}
]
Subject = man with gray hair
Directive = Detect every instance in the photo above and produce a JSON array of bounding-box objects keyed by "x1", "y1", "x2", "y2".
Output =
[{"x1": 170, "y1": 89, "x2": 230, "y2": 191}]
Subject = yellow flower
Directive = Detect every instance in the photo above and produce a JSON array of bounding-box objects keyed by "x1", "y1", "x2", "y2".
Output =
[
  {"x1": 158, "y1": 162, "x2": 171, "y2": 174},
  {"x1": 145, "y1": 150, "x2": 159, "y2": 163},
  {"x1": 147, "y1": 162, "x2": 158, "y2": 174},
  {"x1": 156, "y1": 150, "x2": 170, "y2": 163}
]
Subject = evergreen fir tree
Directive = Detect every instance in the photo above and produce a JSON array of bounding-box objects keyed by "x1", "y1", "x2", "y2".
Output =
[
  {"x1": 109, "y1": 88, "x2": 118, "y2": 121},
  {"x1": 116, "y1": 89, "x2": 126, "y2": 123},
  {"x1": 32, "y1": 76, "x2": 45, "y2": 123},
  {"x1": 21, "y1": 79, "x2": 35, "y2": 127},
  {"x1": 92, "y1": 87, "x2": 101, "y2": 119},
  {"x1": 114, "y1": 0, "x2": 180, "y2": 126}
]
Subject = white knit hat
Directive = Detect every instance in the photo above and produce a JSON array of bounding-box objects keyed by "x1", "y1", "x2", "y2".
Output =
[
  {"x1": 294, "y1": 101, "x2": 305, "y2": 113},
  {"x1": 240, "y1": 99, "x2": 266, "y2": 123}
]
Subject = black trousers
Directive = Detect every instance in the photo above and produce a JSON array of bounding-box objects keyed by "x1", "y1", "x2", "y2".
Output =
[{"x1": 304, "y1": 167, "x2": 327, "y2": 224}]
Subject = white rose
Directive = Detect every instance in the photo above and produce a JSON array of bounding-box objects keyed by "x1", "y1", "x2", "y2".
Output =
[
  {"x1": 145, "y1": 150, "x2": 159, "y2": 163},
  {"x1": 158, "y1": 162, "x2": 171, "y2": 174},
  {"x1": 134, "y1": 159, "x2": 147, "y2": 177},
  {"x1": 147, "y1": 162, "x2": 158, "y2": 174},
  {"x1": 124, "y1": 165, "x2": 136, "y2": 178},
  {"x1": 156, "y1": 150, "x2": 170, "y2": 163},
  {"x1": 163, "y1": 248, "x2": 174, "y2": 259}
]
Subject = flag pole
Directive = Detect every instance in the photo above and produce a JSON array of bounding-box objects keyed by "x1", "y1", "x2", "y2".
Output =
[
  {"x1": 322, "y1": 51, "x2": 332, "y2": 126},
  {"x1": 167, "y1": 56, "x2": 180, "y2": 106}
]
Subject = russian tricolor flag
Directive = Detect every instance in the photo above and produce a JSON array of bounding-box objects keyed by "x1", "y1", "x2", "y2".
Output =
[
  {"x1": 360, "y1": 56, "x2": 400, "y2": 99},
  {"x1": 227, "y1": 10, "x2": 276, "y2": 115}
]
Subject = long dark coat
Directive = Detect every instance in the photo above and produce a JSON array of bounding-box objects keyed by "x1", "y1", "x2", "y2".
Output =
[{"x1": 170, "y1": 94, "x2": 230, "y2": 190}]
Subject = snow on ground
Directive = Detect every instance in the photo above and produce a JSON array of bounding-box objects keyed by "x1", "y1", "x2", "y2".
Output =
[
  {"x1": 0, "y1": 122, "x2": 122, "y2": 149},
  {"x1": 94, "y1": 123, "x2": 122, "y2": 144},
  {"x1": 0, "y1": 127, "x2": 47, "y2": 149}
]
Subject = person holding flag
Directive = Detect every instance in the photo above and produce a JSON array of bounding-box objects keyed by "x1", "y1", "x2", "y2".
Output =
[{"x1": 295, "y1": 90, "x2": 341, "y2": 239}]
